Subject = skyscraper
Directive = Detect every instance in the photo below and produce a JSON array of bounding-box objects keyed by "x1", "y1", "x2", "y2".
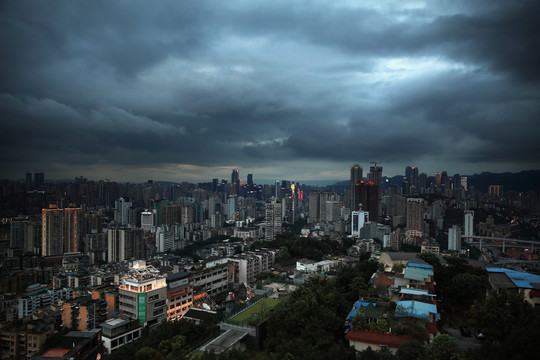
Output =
[
  {"x1": 265, "y1": 199, "x2": 282, "y2": 240},
  {"x1": 448, "y1": 225, "x2": 461, "y2": 251},
  {"x1": 368, "y1": 165, "x2": 383, "y2": 221},
  {"x1": 42, "y1": 207, "x2": 65, "y2": 256},
  {"x1": 406, "y1": 198, "x2": 424, "y2": 239},
  {"x1": 464, "y1": 210, "x2": 474, "y2": 243},
  {"x1": 34, "y1": 172, "x2": 44, "y2": 189},
  {"x1": 26, "y1": 173, "x2": 33, "y2": 190},
  {"x1": 247, "y1": 174, "x2": 253, "y2": 186},
  {"x1": 350, "y1": 164, "x2": 363, "y2": 210},
  {"x1": 231, "y1": 169, "x2": 240, "y2": 195},
  {"x1": 64, "y1": 207, "x2": 82, "y2": 253}
]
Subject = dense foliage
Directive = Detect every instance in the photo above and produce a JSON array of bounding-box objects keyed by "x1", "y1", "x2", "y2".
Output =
[{"x1": 263, "y1": 261, "x2": 378, "y2": 359}]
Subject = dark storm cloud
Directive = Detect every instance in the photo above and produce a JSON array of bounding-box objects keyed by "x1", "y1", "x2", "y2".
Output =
[{"x1": 1, "y1": 0, "x2": 539, "y2": 181}]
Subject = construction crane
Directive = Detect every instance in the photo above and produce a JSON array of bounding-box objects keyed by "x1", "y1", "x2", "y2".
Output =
[{"x1": 369, "y1": 161, "x2": 384, "y2": 168}]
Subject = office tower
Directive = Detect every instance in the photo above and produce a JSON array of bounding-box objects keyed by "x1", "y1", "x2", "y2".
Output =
[
  {"x1": 405, "y1": 166, "x2": 418, "y2": 192},
  {"x1": 448, "y1": 225, "x2": 461, "y2": 251},
  {"x1": 212, "y1": 178, "x2": 219, "y2": 192},
  {"x1": 406, "y1": 198, "x2": 424, "y2": 239},
  {"x1": 26, "y1": 173, "x2": 33, "y2": 190},
  {"x1": 441, "y1": 171, "x2": 448, "y2": 186},
  {"x1": 247, "y1": 174, "x2": 253, "y2": 186},
  {"x1": 265, "y1": 199, "x2": 282, "y2": 240},
  {"x1": 354, "y1": 181, "x2": 379, "y2": 223},
  {"x1": 227, "y1": 196, "x2": 236, "y2": 220},
  {"x1": 231, "y1": 169, "x2": 240, "y2": 195},
  {"x1": 308, "y1": 191, "x2": 320, "y2": 223},
  {"x1": 452, "y1": 174, "x2": 461, "y2": 190},
  {"x1": 365, "y1": 182, "x2": 379, "y2": 223},
  {"x1": 461, "y1": 177, "x2": 468, "y2": 191},
  {"x1": 141, "y1": 209, "x2": 156, "y2": 231},
  {"x1": 350, "y1": 164, "x2": 363, "y2": 210},
  {"x1": 34, "y1": 172, "x2": 44, "y2": 188},
  {"x1": 114, "y1": 197, "x2": 133, "y2": 226},
  {"x1": 108, "y1": 228, "x2": 145, "y2": 263},
  {"x1": 10, "y1": 216, "x2": 26, "y2": 249},
  {"x1": 42, "y1": 207, "x2": 64, "y2": 256},
  {"x1": 275, "y1": 180, "x2": 280, "y2": 199},
  {"x1": 464, "y1": 210, "x2": 474, "y2": 242},
  {"x1": 119, "y1": 260, "x2": 167, "y2": 325},
  {"x1": 419, "y1": 173, "x2": 427, "y2": 194},
  {"x1": 435, "y1": 172, "x2": 441, "y2": 187},
  {"x1": 369, "y1": 166, "x2": 383, "y2": 194},
  {"x1": 64, "y1": 207, "x2": 82, "y2": 253}
]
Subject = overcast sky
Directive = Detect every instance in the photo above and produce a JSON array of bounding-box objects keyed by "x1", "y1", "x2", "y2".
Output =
[{"x1": 1, "y1": 1, "x2": 539, "y2": 183}]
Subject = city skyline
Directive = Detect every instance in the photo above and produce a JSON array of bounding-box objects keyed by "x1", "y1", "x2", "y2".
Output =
[{"x1": 1, "y1": 1, "x2": 539, "y2": 183}]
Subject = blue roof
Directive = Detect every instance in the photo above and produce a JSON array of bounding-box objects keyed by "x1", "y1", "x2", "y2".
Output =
[
  {"x1": 404, "y1": 267, "x2": 433, "y2": 281},
  {"x1": 408, "y1": 262, "x2": 433, "y2": 270},
  {"x1": 487, "y1": 268, "x2": 540, "y2": 289},
  {"x1": 395, "y1": 300, "x2": 439, "y2": 321},
  {"x1": 400, "y1": 288, "x2": 436, "y2": 297},
  {"x1": 345, "y1": 301, "x2": 376, "y2": 322}
]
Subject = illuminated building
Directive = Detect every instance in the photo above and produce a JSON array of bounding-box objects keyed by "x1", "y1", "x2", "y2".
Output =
[
  {"x1": 166, "y1": 271, "x2": 192, "y2": 321},
  {"x1": 118, "y1": 260, "x2": 167, "y2": 327},
  {"x1": 64, "y1": 208, "x2": 82, "y2": 253}
]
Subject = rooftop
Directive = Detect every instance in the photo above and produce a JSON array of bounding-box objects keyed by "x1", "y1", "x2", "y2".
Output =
[{"x1": 487, "y1": 268, "x2": 540, "y2": 290}]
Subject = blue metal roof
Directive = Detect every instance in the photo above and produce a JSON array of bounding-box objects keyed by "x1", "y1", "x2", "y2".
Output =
[
  {"x1": 408, "y1": 262, "x2": 433, "y2": 270},
  {"x1": 404, "y1": 267, "x2": 433, "y2": 281},
  {"x1": 487, "y1": 268, "x2": 540, "y2": 289},
  {"x1": 395, "y1": 300, "x2": 439, "y2": 321},
  {"x1": 400, "y1": 288, "x2": 436, "y2": 296},
  {"x1": 345, "y1": 301, "x2": 376, "y2": 322}
]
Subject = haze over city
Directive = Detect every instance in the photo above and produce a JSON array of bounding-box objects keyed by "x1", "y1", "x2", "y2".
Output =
[{"x1": 1, "y1": 1, "x2": 539, "y2": 182}]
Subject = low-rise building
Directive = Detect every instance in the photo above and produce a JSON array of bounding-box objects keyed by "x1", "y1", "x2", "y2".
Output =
[{"x1": 100, "y1": 316, "x2": 142, "y2": 354}]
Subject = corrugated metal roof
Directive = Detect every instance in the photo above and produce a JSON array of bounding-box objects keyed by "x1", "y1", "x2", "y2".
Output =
[
  {"x1": 487, "y1": 268, "x2": 540, "y2": 289},
  {"x1": 404, "y1": 267, "x2": 433, "y2": 281},
  {"x1": 395, "y1": 300, "x2": 438, "y2": 320},
  {"x1": 399, "y1": 288, "x2": 436, "y2": 296}
]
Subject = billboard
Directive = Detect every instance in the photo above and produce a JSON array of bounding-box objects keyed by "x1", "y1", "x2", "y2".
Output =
[{"x1": 138, "y1": 293, "x2": 146, "y2": 323}]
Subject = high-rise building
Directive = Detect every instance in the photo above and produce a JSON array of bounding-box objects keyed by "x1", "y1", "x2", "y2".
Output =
[
  {"x1": 247, "y1": 174, "x2": 253, "y2": 186},
  {"x1": 308, "y1": 191, "x2": 320, "y2": 224},
  {"x1": 435, "y1": 172, "x2": 441, "y2": 187},
  {"x1": 369, "y1": 166, "x2": 383, "y2": 195},
  {"x1": 119, "y1": 260, "x2": 167, "y2": 326},
  {"x1": 463, "y1": 210, "x2": 474, "y2": 243},
  {"x1": 488, "y1": 185, "x2": 503, "y2": 198},
  {"x1": 460, "y1": 176, "x2": 468, "y2": 191},
  {"x1": 64, "y1": 207, "x2": 82, "y2": 253},
  {"x1": 141, "y1": 209, "x2": 156, "y2": 231},
  {"x1": 108, "y1": 228, "x2": 145, "y2": 263},
  {"x1": 350, "y1": 164, "x2": 363, "y2": 210},
  {"x1": 448, "y1": 225, "x2": 461, "y2": 251},
  {"x1": 231, "y1": 169, "x2": 240, "y2": 195},
  {"x1": 26, "y1": 173, "x2": 33, "y2": 190},
  {"x1": 406, "y1": 198, "x2": 424, "y2": 239},
  {"x1": 114, "y1": 197, "x2": 133, "y2": 226},
  {"x1": 34, "y1": 172, "x2": 44, "y2": 189},
  {"x1": 265, "y1": 199, "x2": 282, "y2": 240},
  {"x1": 42, "y1": 206, "x2": 81, "y2": 256}
]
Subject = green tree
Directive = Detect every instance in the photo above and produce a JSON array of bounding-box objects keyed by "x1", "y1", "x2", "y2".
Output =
[
  {"x1": 352, "y1": 312, "x2": 368, "y2": 329},
  {"x1": 427, "y1": 334, "x2": 462, "y2": 360},
  {"x1": 135, "y1": 347, "x2": 164, "y2": 360},
  {"x1": 397, "y1": 339, "x2": 426, "y2": 360},
  {"x1": 469, "y1": 289, "x2": 532, "y2": 342},
  {"x1": 417, "y1": 252, "x2": 440, "y2": 266}
]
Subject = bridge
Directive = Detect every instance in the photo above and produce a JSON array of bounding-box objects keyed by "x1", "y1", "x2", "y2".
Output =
[{"x1": 462, "y1": 235, "x2": 540, "y2": 252}]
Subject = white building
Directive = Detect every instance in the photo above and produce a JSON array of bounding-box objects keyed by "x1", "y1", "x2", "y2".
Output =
[
  {"x1": 448, "y1": 225, "x2": 461, "y2": 251},
  {"x1": 464, "y1": 210, "x2": 474, "y2": 243},
  {"x1": 101, "y1": 317, "x2": 142, "y2": 354},
  {"x1": 141, "y1": 210, "x2": 157, "y2": 231}
]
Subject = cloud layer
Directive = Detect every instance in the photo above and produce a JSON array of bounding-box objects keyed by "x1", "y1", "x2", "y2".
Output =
[{"x1": 1, "y1": 0, "x2": 539, "y2": 182}]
